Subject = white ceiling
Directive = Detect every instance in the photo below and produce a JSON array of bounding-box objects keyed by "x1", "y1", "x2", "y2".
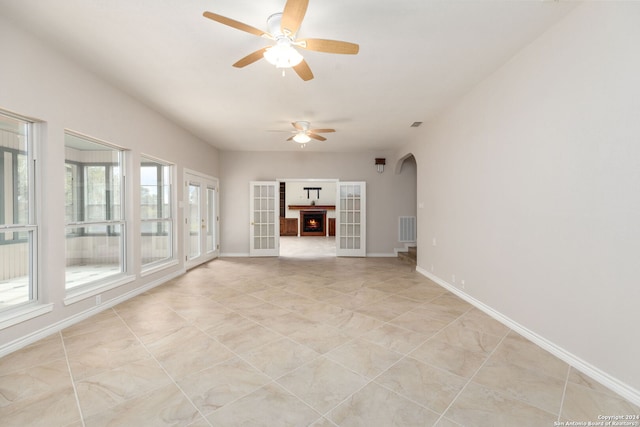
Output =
[{"x1": 0, "y1": 0, "x2": 578, "y2": 152}]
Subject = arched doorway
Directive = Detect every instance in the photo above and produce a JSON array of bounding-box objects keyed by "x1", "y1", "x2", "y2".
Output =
[{"x1": 394, "y1": 153, "x2": 418, "y2": 265}]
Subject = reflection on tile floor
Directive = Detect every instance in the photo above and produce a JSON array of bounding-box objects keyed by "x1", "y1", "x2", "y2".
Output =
[
  {"x1": 280, "y1": 236, "x2": 336, "y2": 258},
  {"x1": 1, "y1": 257, "x2": 638, "y2": 426}
]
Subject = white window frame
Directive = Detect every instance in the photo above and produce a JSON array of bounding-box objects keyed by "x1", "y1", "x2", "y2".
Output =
[
  {"x1": 140, "y1": 154, "x2": 177, "y2": 275},
  {"x1": 0, "y1": 110, "x2": 52, "y2": 329},
  {"x1": 63, "y1": 130, "x2": 133, "y2": 304}
]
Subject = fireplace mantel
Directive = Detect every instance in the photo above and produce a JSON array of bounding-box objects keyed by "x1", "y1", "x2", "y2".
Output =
[{"x1": 288, "y1": 205, "x2": 335, "y2": 210}]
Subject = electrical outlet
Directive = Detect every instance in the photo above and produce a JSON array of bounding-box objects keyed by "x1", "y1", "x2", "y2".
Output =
[
  {"x1": 452, "y1": 274, "x2": 456, "y2": 283},
  {"x1": 461, "y1": 280, "x2": 465, "y2": 289},
  {"x1": 96, "y1": 295, "x2": 101, "y2": 305},
  {"x1": 431, "y1": 264, "x2": 434, "y2": 272}
]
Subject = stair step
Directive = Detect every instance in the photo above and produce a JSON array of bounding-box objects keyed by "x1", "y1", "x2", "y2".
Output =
[{"x1": 398, "y1": 246, "x2": 417, "y2": 265}]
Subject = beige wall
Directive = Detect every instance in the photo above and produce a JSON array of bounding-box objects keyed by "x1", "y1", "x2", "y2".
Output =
[
  {"x1": 400, "y1": 2, "x2": 640, "y2": 402},
  {"x1": 219, "y1": 151, "x2": 417, "y2": 256},
  {"x1": 0, "y1": 17, "x2": 219, "y2": 347}
]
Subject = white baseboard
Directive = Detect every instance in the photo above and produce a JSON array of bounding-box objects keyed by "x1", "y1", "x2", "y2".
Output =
[
  {"x1": 0, "y1": 268, "x2": 185, "y2": 358},
  {"x1": 367, "y1": 253, "x2": 398, "y2": 257},
  {"x1": 221, "y1": 252, "x2": 400, "y2": 258},
  {"x1": 416, "y1": 266, "x2": 640, "y2": 407}
]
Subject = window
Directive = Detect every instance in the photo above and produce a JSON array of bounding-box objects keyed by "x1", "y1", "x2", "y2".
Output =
[
  {"x1": 64, "y1": 132, "x2": 126, "y2": 291},
  {"x1": 140, "y1": 156, "x2": 174, "y2": 270},
  {"x1": 0, "y1": 111, "x2": 37, "y2": 312}
]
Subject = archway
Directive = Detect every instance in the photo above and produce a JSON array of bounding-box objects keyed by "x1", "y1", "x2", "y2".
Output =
[{"x1": 394, "y1": 153, "x2": 418, "y2": 265}]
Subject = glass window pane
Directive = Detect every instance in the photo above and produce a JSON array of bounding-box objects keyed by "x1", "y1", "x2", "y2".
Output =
[
  {"x1": 141, "y1": 157, "x2": 174, "y2": 269},
  {"x1": 86, "y1": 166, "x2": 106, "y2": 222},
  {"x1": 111, "y1": 166, "x2": 122, "y2": 220},
  {"x1": 0, "y1": 230, "x2": 33, "y2": 309},
  {"x1": 65, "y1": 164, "x2": 80, "y2": 223},
  {"x1": 140, "y1": 159, "x2": 172, "y2": 220},
  {"x1": 65, "y1": 225, "x2": 123, "y2": 289},
  {"x1": 2, "y1": 116, "x2": 29, "y2": 227},
  {"x1": 64, "y1": 132, "x2": 125, "y2": 290},
  {"x1": 141, "y1": 221, "x2": 172, "y2": 266},
  {"x1": 0, "y1": 111, "x2": 36, "y2": 312}
]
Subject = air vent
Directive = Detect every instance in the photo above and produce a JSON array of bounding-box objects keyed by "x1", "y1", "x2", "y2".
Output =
[
  {"x1": 410, "y1": 122, "x2": 423, "y2": 128},
  {"x1": 399, "y1": 216, "x2": 417, "y2": 242}
]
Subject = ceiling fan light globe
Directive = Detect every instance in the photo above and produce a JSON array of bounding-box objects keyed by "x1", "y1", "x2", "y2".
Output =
[
  {"x1": 263, "y1": 43, "x2": 303, "y2": 68},
  {"x1": 293, "y1": 133, "x2": 311, "y2": 143}
]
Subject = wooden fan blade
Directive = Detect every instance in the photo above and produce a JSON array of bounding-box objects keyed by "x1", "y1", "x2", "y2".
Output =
[
  {"x1": 232, "y1": 47, "x2": 268, "y2": 68},
  {"x1": 286, "y1": 136, "x2": 294, "y2": 141},
  {"x1": 308, "y1": 133, "x2": 326, "y2": 141},
  {"x1": 203, "y1": 11, "x2": 272, "y2": 39},
  {"x1": 309, "y1": 128, "x2": 335, "y2": 133},
  {"x1": 293, "y1": 59, "x2": 314, "y2": 81},
  {"x1": 298, "y1": 38, "x2": 359, "y2": 54},
  {"x1": 281, "y1": 0, "x2": 308, "y2": 36},
  {"x1": 292, "y1": 122, "x2": 304, "y2": 131}
]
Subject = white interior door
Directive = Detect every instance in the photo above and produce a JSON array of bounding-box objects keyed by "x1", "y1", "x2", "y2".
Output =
[
  {"x1": 249, "y1": 181, "x2": 279, "y2": 257},
  {"x1": 185, "y1": 171, "x2": 219, "y2": 269},
  {"x1": 336, "y1": 181, "x2": 366, "y2": 257}
]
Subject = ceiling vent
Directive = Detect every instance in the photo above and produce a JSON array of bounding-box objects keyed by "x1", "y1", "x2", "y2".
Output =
[{"x1": 410, "y1": 122, "x2": 423, "y2": 127}]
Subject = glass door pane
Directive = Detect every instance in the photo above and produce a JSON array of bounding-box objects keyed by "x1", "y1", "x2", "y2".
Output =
[
  {"x1": 336, "y1": 182, "x2": 366, "y2": 257},
  {"x1": 249, "y1": 181, "x2": 279, "y2": 256},
  {"x1": 188, "y1": 183, "x2": 201, "y2": 260},
  {"x1": 206, "y1": 185, "x2": 216, "y2": 253}
]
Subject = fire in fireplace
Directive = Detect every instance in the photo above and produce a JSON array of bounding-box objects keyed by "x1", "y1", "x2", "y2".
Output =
[{"x1": 300, "y1": 210, "x2": 326, "y2": 236}]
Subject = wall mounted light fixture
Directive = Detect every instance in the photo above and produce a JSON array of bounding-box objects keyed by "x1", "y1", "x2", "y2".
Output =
[{"x1": 375, "y1": 158, "x2": 386, "y2": 173}]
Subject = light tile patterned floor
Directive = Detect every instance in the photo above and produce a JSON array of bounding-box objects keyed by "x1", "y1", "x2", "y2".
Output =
[{"x1": 1, "y1": 256, "x2": 638, "y2": 426}]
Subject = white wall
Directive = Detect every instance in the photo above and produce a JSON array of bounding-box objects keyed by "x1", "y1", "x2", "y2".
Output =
[
  {"x1": 0, "y1": 17, "x2": 219, "y2": 347},
  {"x1": 400, "y1": 2, "x2": 640, "y2": 403},
  {"x1": 219, "y1": 151, "x2": 417, "y2": 256}
]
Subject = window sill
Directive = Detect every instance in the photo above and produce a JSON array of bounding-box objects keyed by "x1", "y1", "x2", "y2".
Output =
[
  {"x1": 0, "y1": 303, "x2": 54, "y2": 330},
  {"x1": 64, "y1": 275, "x2": 136, "y2": 306}
]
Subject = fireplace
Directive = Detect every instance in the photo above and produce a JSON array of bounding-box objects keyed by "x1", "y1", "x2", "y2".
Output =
[{"x1": 300, "y1": 210, "x2": 326, "y2": 236}]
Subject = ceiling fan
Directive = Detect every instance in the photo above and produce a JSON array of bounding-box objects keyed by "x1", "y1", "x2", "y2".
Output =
[
  {"x1": 283, "y1": 121, "x2": 335, "y2": 146},
  {"x1": 202, "y1": 0, "x2": 359, "y2": 81}
]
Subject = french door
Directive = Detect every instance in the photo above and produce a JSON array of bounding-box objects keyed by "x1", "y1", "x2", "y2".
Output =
[
  {"x1": 336, "y1": 181, "x2": 366, "y2": 257},
  {"x1": 249, "y1": 181, "x2": 279, "y2": 257},
  {"x1": 247, "y1": 180, "x2": 365, "y2": 257},
  {"x1": 184, "y1": 171, "x2": 219, "y2": 269}
]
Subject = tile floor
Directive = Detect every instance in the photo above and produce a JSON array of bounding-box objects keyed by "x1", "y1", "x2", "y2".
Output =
[{"x1": 1, "y1": 256, "x2": 638, "y2": 426}]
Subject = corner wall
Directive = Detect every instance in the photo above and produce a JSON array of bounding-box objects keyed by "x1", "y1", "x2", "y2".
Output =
[{"x1": 401, "y1": 2, "x2": 640, "y2": 403}]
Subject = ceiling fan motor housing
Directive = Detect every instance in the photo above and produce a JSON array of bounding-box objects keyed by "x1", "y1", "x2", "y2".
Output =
[{"x1": 267, "y1": 13, "x2": 287, "y2": 37}]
